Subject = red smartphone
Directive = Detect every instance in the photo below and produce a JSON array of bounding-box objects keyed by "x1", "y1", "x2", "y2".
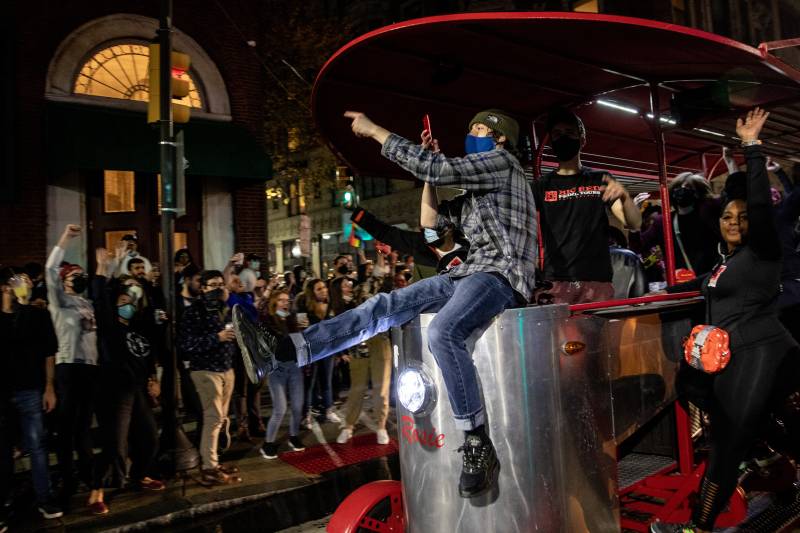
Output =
[{"x1": 423, "y1": 114, "x2": 432, "y2": 137}]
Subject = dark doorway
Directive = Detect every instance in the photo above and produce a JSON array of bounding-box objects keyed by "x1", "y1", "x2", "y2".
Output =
[{"x1": 86, "y1": 169, "x2": 202, "y2": 272}]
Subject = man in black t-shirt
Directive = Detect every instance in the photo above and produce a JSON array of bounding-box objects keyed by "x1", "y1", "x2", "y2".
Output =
[
  {"x1": 0, "y1": 269, "x2": 63, "y2": 521},
  {"x1": 533, "y1": 108, "x2": 642, "y2": 304}
]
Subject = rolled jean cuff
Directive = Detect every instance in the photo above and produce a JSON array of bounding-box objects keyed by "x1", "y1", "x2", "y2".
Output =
[
  {"x1": 289, "y1": 332, "x2": 310, "y2": 367},
  {"x1": 453, "y1": 407, "x2": 485, "y2": 431}
]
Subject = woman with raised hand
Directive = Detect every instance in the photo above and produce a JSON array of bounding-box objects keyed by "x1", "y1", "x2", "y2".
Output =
[{"x1": 652, "y1": 109, "x2": 799, "y2": 533}]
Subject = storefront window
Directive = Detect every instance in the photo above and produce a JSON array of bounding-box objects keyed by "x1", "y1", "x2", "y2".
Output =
[{"x1": 104, "y1": 170, "x2": 136, "y2": 213}]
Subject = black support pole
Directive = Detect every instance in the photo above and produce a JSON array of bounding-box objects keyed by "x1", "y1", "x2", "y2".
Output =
[{"x1": 157, "y1": 0, "x2": 180, "y2": 473}]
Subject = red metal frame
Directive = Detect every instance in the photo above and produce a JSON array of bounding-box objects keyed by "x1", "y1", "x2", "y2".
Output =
[
  {"x1": 568, "y1": 291, "x2": 700, "y2": 313},
  {"x1": 327, "y1": 480, "x2": 405, "y2": 533},
  {"x1": 706, "y1": 154, "x2": 725, "y2": 180},
  {"x1": 571, "y1": 291, "x2": 747, "y2": 531},
  {"x1": 620, "y1": 461, "x2": 747, "y2": 532},
  {"x1": 759, "y1": 36, "x2": 800, "y2": 54}
]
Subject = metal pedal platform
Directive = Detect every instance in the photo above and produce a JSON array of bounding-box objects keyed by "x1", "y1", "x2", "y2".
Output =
[
  {"x1": 618, "y1": 453, "x2": 676, "y2": 491},
  {"x1": 719, "y1": 490, "x2": 800, "y2": 533}
]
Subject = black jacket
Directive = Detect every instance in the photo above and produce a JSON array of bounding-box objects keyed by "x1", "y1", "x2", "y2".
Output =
[
  {"x1": 92, "y1": 276, "x2": 158, "y2": 389},
  {"x1": 350, "y1": 207, "x2": 468, "y2": 272},
  {"x1": 668, "y1": 147, "x2": 795, "y2": 351}
]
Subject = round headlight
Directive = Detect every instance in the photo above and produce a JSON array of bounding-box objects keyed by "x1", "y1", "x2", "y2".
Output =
[{"x1": 397, "y1": 365, "x2": 435, "y2": 414}]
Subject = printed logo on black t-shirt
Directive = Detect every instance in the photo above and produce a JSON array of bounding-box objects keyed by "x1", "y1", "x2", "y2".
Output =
[
  {"x1": 543, "y1": 185, "x2": 602, "y2": 202},
  {"x1": 126, "y1": 332, "x2": 151, "y2": 358}
]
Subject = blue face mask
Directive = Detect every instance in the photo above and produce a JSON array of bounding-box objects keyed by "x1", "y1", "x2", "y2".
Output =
[
  {"x1": 464, "y1": 134, "x2": 495, "y2": 155},
  {"x1": 423, "y1": 228, "x2": 440, "y2": 244},
  {"x1": 117, "y1": 303, "x2": 136, "y2": 320}
]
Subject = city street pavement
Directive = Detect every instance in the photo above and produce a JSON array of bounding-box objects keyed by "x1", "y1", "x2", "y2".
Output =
[
  {"x1": 7, "y1": 397, "x2": 399, "y2": 532},
  {"x1": 277, "y1": 516, "x2": 331, "y2": 532}
]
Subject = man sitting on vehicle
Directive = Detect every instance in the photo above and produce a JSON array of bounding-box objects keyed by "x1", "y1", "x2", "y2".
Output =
[
  {"x1": 235, "y1": 109, "x2": 537, "y2": 499},
  {"x1": 533, "y1": 107, "x2": 641, "y2": 304}
]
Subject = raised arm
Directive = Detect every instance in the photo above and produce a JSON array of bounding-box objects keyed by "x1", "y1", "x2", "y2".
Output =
[
  {"x1": 92, "y1": 248, "x2": 116, "y2": 332},
  {"x1": 381, "y1": 135, "x2": 512, "y2": 191},
  {"x1": 420, "y1": 183, "x2": 439, "y2": 228},
  {"x1": 350, "y1": 208, "x2": 439, "y2": 268},
  {"x1": 223, "y1": 253, "x2": 243, "y2": 285},
  {"x1": 344, "y1": 111, "x2": 513, "y2": 192},
  {"x1": 46, "y1": 224, "x2": 81, "y2": 308},
  {"x1": 737, "y1": 108, "x2": 781, "y2": 261}
]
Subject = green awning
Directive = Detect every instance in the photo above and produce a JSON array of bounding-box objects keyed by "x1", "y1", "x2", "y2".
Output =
[{"x1": 46, "y1": 102, "x2": 271, "y2": 180}]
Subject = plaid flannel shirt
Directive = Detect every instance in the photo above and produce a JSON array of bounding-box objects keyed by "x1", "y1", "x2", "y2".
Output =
[{"x1": 381, "y1": 133, "x2": 538, "y2": 301}]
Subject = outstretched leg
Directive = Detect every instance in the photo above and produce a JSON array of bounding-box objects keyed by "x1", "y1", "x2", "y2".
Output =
[{"x1": 290, "y1": 275, "x2": 455, "y2": 366}]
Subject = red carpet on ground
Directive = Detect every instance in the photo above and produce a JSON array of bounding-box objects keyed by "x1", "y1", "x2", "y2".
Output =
[{"x1": 279, "y1": 434, "x2": 399, "y2": 475}]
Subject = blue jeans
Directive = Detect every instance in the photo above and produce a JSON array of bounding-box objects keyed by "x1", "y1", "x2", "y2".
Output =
[
  {"x1": 266, "y1": 361, "x2": 304, "y2": 442},
  {"x1": 305, "y1": 357, "x2": 335, "y2": 413},
  {"x1": 12, "y1": 390, "x2": 52, "y2": 504},
  {"x1": 290, "y1": 273, "x2": 517, "y2": 430}
]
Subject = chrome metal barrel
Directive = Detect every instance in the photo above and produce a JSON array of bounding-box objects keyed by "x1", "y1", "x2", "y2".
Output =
[{"x1": 392, "y1": 302, "x2": 691, "y2": 533}]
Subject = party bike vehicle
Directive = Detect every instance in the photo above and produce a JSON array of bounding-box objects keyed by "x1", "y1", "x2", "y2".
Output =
[{"x1": 308, "y1": 12, "x2": 800, "y2": 533}]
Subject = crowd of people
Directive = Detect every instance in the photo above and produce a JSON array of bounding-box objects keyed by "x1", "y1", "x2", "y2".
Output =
[
  {"x1": 1, "y1": 105, "x2": 798, "y2": 533},
  {"x1": 0, "y1": 222, "x2": 417, "y2": 527}
]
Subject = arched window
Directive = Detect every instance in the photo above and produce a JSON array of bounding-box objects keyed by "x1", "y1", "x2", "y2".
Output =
[{"x1": 73, "y1": 42, "x2": 203, "y2": 109}]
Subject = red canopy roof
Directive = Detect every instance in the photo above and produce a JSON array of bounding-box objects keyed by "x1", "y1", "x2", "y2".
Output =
[{"x1": 312, "y1": 12, "x2": 800, "y2": 183}]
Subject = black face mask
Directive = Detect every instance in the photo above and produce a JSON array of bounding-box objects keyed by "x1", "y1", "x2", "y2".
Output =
[
  {"x1": 202, "y1": 288, "x2": 224, "y2": 309},
  {"x1": 671, "y1": 187, "x2": 697, "y2": 208},
  {"x1": 551, "y1": 137, "x2": 581, "y2": 162},
  {"x1": 403, "y1": 271, "x2": 413, "y2": 282},
  {"x1": 337, "y1": 265, "x2": 350, "y2": 275},
  {"x1": 70, "y1": 275, "x2": 88, "y2": 294}
]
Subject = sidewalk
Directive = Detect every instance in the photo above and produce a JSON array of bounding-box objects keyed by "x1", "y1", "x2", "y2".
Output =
[{"x1": 8, "y1": 402, "x2": 399, "y2": 533}]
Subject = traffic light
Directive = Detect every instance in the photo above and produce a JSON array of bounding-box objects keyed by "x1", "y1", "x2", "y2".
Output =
[
  {"x1": 147, "y1": 43, "x2": 191, "y2": 124},
  {"x1": 335, "y1": 166, "x2": 357, "y2": 209},
  {"x1": 342, "y1": 187, "x2": 354, "y2": 207}
]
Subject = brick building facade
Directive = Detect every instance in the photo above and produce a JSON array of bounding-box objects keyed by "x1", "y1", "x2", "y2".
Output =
[{"x1": 1, "y1": 1, "x2": 273, "y2": 270}]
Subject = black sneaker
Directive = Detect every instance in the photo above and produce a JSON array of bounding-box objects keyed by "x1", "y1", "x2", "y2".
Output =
[
  {"x1": 288, "y1": 436, "x2": 305, "y2": 451},
  {"x1": 457, "y1": 434, "x2": 498, "y2": 498},
  {"x1": 37, "y1": 500, "x2": 64, "y2": 520},
  {"x1": 649, "y1": 521, "x2": 698, "y2": 533},
  {"x1": 260, "y1": 442, "x2": 279, "y2": 460},
  {"x1": 232, "y1": 304, "x2": 277, "y2": 384}
]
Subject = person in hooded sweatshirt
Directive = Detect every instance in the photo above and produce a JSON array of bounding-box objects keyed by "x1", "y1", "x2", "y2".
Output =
[{"x1": 87, "y1": 248, "x2": 164, "y2": 515}]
